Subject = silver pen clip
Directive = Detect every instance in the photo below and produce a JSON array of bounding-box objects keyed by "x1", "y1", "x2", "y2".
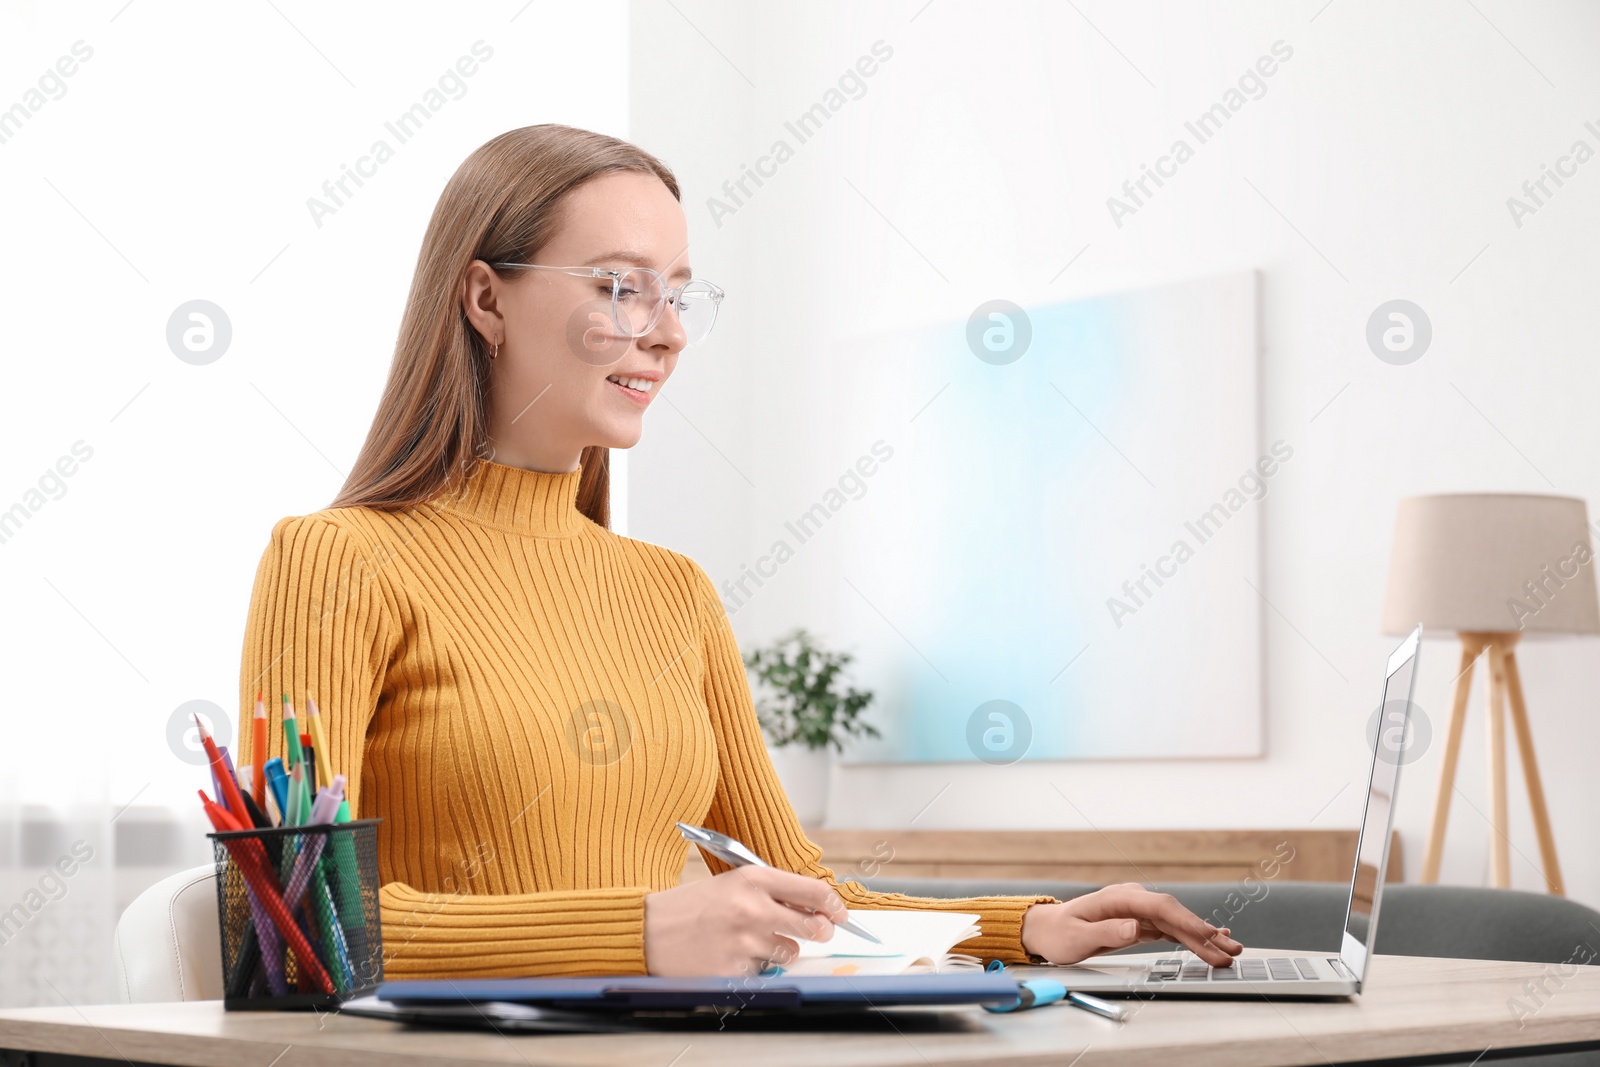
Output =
[
  {"x1": 677, "y1": 823, "x2": 768, "y2": 868},
  {"x1": 1066, "y1": 990, "x2": 1129, "y2": 1022}
]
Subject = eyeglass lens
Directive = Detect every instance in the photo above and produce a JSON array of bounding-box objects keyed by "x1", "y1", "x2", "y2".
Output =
[{"x1": 612, "y1": 268, "x2": 718, "y2": 345}]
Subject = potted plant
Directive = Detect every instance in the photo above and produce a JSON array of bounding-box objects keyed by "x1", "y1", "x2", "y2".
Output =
[{"x1": 744, "y1": 628, "x2": 879, "y2": 825}]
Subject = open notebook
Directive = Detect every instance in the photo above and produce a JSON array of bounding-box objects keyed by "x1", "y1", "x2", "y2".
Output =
[{"x1": 780, "y1": 911, "x2": 983, "y2": 976}]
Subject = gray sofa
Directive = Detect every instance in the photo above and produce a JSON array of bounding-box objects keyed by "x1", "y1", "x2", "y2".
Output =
[
  {"x1": 863, "y1": 878, "x2": 1600, "y2": 1066},
  {"x1": 861, "y1": 878, "x2": 1600, "y2": 963}
]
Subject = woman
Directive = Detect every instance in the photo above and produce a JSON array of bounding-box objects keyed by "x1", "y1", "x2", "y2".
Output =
[{"x1": 237, "y1": 124, "x2": 1241, "y2": 979}]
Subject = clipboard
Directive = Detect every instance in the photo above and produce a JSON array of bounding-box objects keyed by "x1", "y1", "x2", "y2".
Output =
[{"x1": 374, "y1": 973, "x2": 1021, "y2": 1013}]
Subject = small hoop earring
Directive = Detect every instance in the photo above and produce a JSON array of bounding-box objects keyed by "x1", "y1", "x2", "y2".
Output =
[{"x1": 491, "y1": 341, "x2": 499, "y2": 360}]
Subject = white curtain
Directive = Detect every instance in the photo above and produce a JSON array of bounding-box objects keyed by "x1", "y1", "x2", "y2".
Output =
[{"x1": 0, "y1": 796, "x2": 116, "y2": 1009}]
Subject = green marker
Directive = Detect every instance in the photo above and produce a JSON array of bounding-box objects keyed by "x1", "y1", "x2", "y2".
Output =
[
  {"x1": 308, "y1": 860, "x2": 351, "y2": 992},
  {"x1": 328, "y1": 799, "x2": 371, "y2": 983},
  {"x1": 281, "y1": 694, "x2": 305, "y2": 771},
  {"x1": 286, "y1": 762, "x2": 305, "y2": 826}
]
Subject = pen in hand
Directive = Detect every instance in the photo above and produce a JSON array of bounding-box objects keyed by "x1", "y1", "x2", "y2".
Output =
[{"x1": 675, "y1": 822, "x2": 883, "y2": 945}]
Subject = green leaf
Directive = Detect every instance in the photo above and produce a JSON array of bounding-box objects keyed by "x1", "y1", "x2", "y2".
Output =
[{"x1": 743, "y1": 627, "x2": 878, "y2": 753}]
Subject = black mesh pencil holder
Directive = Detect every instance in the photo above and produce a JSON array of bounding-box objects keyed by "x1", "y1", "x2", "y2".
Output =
[{"x1": 208, "y1": 818, "x2": 384, "y2": 1010}]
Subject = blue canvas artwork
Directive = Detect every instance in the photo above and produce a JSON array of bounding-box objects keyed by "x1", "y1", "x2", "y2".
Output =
[{"x1": 833, "y1": 272, "x2": 1266, "y2": 762}]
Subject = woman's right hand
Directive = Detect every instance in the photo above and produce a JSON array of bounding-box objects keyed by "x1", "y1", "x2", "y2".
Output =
[{"x1": 643, "y1": 867, "x2": 847, "y2": 976}]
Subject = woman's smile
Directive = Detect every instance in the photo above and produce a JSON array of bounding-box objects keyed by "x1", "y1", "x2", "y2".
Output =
[{"x1": 604, "y1": 370, "x2": 659, "y2": 406}]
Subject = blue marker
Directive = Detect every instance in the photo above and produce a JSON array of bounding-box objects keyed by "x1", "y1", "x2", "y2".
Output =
[
  {"x1": 985, "y1": 975, "x2": 1068, "y2": 1012},
  {"x1": 264, "y1": 757, "x2": 290, "y2": 825},
  {"x1": 984, "y1": 959, "x2": 1129, "y2": 1021}
]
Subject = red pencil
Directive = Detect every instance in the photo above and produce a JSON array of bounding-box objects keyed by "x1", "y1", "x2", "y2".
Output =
[
  {"x1": 207, "y1": 793, "x2": 246, "y2": 832},
  {"x1": 252, "y1": 693, "x2": 268, "y2": 811},
  {"x1": 194, "y1": 712, "x2": 248, "y2": 820},
  {"x1": 198, "y1": 790, "x2": 335, "y2": 995}
]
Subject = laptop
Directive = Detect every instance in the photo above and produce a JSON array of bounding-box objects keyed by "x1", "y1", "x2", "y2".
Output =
[{"x1": 1048, "y1": 624, "x2": 1422, "y2": 998}]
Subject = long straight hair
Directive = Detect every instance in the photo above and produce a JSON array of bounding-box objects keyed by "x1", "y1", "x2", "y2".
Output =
[{"x1": 329, "y1": 125, "x2": 681, "y2": 527}]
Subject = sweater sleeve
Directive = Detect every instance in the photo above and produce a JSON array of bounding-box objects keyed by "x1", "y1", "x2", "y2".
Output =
[
  {"x1": 688, "y1": 565, "x2": 1057, "y2": 964},
  {"x1": 237, "y1": 514, "x2": 649, "y2": 979}
]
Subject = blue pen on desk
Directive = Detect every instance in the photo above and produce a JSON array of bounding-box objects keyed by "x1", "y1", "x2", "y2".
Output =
[
  {"x1": 675, "y1": 822, "x2": 882, "y2": 945},
  {"x1": 984, "y1": 959, "x2": 1129, "y2": 1022}
]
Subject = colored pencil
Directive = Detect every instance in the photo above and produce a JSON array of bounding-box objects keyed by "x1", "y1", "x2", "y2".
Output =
[
  {"x1": 304, "y1": 693, "x2": 336, "y2": 797},
  {"x1": 252, "y1": 693, "x2": 268, "y2": 810},
  {"x1": 281, "y1": 694, "x2": 305, "y2": 771},
  {"x1": 194, "y1": 715, "x2": 248, "y2": 822}
]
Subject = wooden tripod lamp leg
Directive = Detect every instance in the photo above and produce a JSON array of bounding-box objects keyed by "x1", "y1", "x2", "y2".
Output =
[
  {"x1": 1420, "y1": 637, "x2": 1480, "y2": 884},
  {"x1": 1502, "y1": 643, "x2": 1566, "y2": 896},
  {"x1": 1485, "y1": 639, "x2": 1512, "y2": 889}
]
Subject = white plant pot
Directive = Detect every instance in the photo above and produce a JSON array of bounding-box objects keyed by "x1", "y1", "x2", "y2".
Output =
[{"x1": 767, "y1": 745, "x2": 832, "y2": 827}]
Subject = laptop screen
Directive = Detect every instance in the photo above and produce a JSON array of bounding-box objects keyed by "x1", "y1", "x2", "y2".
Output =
[{"x1": 1340, "y1": 628, "x2": 1420, "y2": 986}]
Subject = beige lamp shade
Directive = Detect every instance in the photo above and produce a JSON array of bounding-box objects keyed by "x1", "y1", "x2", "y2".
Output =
[{"x1": 1382, "y1": 494, "x2": 1600, "y2": 637}]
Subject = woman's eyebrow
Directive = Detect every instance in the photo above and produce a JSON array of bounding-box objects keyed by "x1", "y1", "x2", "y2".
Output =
[{"x1": 585, "y1": 249, "x2": 693, "y2": 281}]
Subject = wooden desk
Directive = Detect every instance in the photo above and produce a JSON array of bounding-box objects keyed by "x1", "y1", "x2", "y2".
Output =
[{"x1": 2, "y1": 953, "x2": 1597, "y2": 1066}]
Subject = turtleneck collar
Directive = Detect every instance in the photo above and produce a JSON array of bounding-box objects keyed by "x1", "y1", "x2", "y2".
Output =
[{"x1": 436, "y1": 458, "x2": 586, "y2": 537}]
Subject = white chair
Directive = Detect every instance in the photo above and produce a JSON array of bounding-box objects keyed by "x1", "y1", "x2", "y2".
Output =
[{"x1": 110, "y1": 864, "x2": 224, "y2": 1003}]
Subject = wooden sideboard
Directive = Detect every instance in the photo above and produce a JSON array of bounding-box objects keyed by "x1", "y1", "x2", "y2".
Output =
[{"x1": 681, "y1": 829, "x2": 1401, "y2": 885}]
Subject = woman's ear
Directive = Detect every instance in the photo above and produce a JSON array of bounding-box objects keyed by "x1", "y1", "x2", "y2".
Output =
[{"x1": 460, "y1": 260, "x2": 505, "y2": 346}]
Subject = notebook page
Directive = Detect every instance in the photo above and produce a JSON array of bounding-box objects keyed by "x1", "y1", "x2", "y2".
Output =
[{"x1": 792, "y1": 910, "x2": 981, "y2": 960}]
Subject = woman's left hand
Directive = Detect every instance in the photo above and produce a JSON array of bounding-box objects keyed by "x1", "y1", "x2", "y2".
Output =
[{"x1": 1020, "y1": 883, "x2": 1243, "y2": 967}]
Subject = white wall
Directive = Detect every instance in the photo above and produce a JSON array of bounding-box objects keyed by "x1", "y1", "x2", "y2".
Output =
[
  {"x1": 0, "y1": 0, "x2": 630, "y2": 1007},
  {"x1": 0, "y1": 0, "x2": 630, "y2": 811},
  {"x1": 628, "y1": 0, "x2": 1600, "y2": 909}
]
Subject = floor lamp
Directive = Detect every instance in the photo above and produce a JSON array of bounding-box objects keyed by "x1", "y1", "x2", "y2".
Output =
[{"x1": 1381, "y1": 494, "x2": 1598, "y2": 896}]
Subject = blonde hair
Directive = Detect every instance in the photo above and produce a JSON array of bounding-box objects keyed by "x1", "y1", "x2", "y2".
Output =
[{"x1": 330, "y1": 124, "x2": 681, "y2": 527}]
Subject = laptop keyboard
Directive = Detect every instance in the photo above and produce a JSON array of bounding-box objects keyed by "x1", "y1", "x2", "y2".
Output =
[{"x1": 1148, "y1": 957, "x2": 1326, "y2": 982}]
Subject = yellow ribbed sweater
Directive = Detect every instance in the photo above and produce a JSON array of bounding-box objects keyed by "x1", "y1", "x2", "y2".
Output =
[{"x1": 236, "y1": 458, "x2": 1054, "y2": 979}]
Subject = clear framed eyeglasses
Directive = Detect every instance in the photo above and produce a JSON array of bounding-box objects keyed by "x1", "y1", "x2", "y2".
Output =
[{"x1": 490, "y1": 261, "x2": 724, "y2": 348}]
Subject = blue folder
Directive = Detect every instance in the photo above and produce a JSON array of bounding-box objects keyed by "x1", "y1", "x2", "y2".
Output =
[{"x1": 377, "y1": 973, "x2": 1021, "y2": 1012}]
